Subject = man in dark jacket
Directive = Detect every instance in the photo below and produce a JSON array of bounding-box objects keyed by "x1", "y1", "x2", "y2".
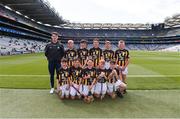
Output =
[{"x1": 45, "y1": 32, "x2": 64, "y2": 94}]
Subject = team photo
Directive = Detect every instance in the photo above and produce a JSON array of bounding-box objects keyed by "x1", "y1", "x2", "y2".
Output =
[
  {"x1": 0, "y1": 0, "x2": 180, "y2": 118},
  {"x1": 45, "y1": 32, "x2": 128, "y2": 103}
]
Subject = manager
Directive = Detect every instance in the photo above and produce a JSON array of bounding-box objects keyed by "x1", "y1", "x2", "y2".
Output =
[{"x1": 45, "y1": 32, "x2": 65, "y2": 94}]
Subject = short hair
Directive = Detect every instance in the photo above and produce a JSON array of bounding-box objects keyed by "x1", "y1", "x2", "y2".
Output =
[
  {"x1": 105, "y1": 40, "x2": 111, "y2": 44},
  {"x1": 99, "y1": 59, "x2": 105, "y2": 65},
  {"x1": 110, "y1": 60, "x2": 116, "y2": 64},
  {"x1": 73, "y1": 57, "x2": 80, "y2": 61},
  {"x1": 68, "y1": 40, "x2": 74, "y2": 44},
  {"x1": 51, "y1": 32, "x2": 59, "y2": 36},
  {"x1": 61, "y1": 58, "x2": 67, "y2": 62},
  {"x1": 119, "y1": 40, "x2": 125, "y2": 44},
  {"x1": 80, "y1": 39, "x2": 87, "y2": 44},
  {"x1": 93, "y1": 38, "x2": 99, "y2": 42}
]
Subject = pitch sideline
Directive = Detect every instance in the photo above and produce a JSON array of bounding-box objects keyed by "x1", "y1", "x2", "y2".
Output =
[{"x1": 0, "y1": 74, "x2": 180, "y2": 77}]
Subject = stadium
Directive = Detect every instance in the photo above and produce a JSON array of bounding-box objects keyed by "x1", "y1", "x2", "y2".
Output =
[{"x1": 0, "y1": 0, "x2": 180, "y2": 118}]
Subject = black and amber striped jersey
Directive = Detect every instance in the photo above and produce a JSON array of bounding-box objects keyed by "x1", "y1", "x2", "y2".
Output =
[
  {"x1": 57, "y1": 68, "x2": 70, "y2": 86},
  {"x1": 115, "y1": 49, "x2": 129, "y2": 66},
  {"x1": 89, "y1": 47, "x2": 102, "y2": 67},
  {"x1": 103, "y1": 49, "x2": 114, "y2": 62},
  {"x1": 96, "y1": 68, "x2": 107, "y2": 83},
  {"x1": 82, "y1": 67, "x2": 96, "y2": 85},
  {"x1": 77, "y1": 48, "x2": 89, "y2": 66},
  {"x1": 64, "y1": 49, "x2": 77, "y2": 67},
  {"x1": 106, "y1": 68, "x2": 119, "y2": 83},
  {"x1": 70, "y1": 66, "x2": 82, "y2": 84}
]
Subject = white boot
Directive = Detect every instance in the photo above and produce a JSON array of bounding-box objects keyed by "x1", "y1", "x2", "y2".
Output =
[{"x1": 50, "y1": 88, "x2": 54, "y2": 94}]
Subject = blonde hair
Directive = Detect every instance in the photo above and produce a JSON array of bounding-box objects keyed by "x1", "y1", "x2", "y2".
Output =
[{"x1": 68, "y1": 40, "x2": 74, "y2": 44}]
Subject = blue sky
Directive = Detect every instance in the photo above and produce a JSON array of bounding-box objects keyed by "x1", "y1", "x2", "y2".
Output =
[{"x1": 48, "y1": 0, "x2": 180, "y2": 23}]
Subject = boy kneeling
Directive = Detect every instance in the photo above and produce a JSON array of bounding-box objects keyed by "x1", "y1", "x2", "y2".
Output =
[
  {"x1": 82, "y1": 59, "x2": 96, "y2": 103},
  {"x1": 94, "y1": 60, "x2": 108, "y2": 100},
  {"x1": 108, "y1": 60, "x2": 127, "y2": 98},
  {"x1": 56, "y1": 58, "x2": 70, "y2": 99},
  {"x1": 69, "y1": 58, "x2": 83, "y2": 99}
]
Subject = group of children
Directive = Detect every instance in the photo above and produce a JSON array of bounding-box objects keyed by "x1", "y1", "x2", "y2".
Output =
[{"x1": 56, "y1": 38, "x2": 129, "y2": 103}]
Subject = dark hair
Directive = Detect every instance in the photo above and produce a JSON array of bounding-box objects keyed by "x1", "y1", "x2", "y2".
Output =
[
  {"x1": 119, "y1": 40, "x2": 125, "y2": 43},
  {"x1": 93, "y1": 38, "x2": 99, "y2": 42},
  {"x1": 105, "y1": 40, "x2": 111, "y2": 44},
  {"x1": 110, "y1": 60, "x2": 116, "y2": 64},
  {"x1": 73, "y1": 57, "x2": 80, "y2": 61},
  {"x1": 80, "y1": 39, "x2": 87, "y2": 44},
  {"x1": 51, "y1": 32, "x2": 59, "y2": 36}
]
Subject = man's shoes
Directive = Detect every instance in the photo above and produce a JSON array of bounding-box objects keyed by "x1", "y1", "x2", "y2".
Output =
[{"x1": 50, "y1": 88, "x2": 54, "y2": 94}]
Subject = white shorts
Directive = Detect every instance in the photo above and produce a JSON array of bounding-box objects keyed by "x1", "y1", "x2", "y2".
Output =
[
  {"x1": 105, "y1": 61, "x2": 110, "y2": 69},
  {"x1": 116, "y1": 65, "x2": 128, "y2": 75},
  {"x1": 107, "y1": 82, "x2": 115, "y2": 93},
  {"x1": 121, "y1": 67, "x2": 128, "y2": 75},
  {"x1": 82, "y1": 85, "x2": 95, "y2": 96},
  {"x1": 59, "y1": 84, "x2": 69, "y2": 97},
  {"x1": 70, "y1": 84, "x2": 82, "y2": 96},
  {"x1": 94, "y1": 82, "x2": 107, "y2": 95},
  {"x1": 115, "y1": 80, "x2": 127, "y2": 89}
]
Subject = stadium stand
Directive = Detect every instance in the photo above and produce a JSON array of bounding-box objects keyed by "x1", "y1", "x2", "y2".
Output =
[
  {"x1": 0, "y1": 0, "x2": 180, "y2": 55},
  {"x1": 0, "y1": 35, "x2": 46, "y2": 55}
]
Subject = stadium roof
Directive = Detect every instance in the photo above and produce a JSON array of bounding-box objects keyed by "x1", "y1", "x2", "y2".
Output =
[
  {"x1": 57, "y1": 23, "x2": 152, "y2": 30},
  {"x1": 0, "y1": 0, "x2": 66, "y2": 25},
  {"x1": 0, "y1": 0, "x2": 179, "y2": 30},
  {"x1": 164, "y1": 14, "x2": 180, "y2": 28}
]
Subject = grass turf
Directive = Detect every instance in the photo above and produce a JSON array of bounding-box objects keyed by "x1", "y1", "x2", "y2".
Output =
[
  {"x1": 0, "y1": 51, "x2": 179, "y2": 89},
  {"x1": 0, "y1": 51, "x2": 180, "y2": 118},
  {"x1": 0, "y1": 89, "x2": 180, "y2": 118}
]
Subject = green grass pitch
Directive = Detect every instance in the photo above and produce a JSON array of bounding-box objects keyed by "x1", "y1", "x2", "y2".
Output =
[{"x1": 0, "y1": 51, "x2": 180, "y2": 118}]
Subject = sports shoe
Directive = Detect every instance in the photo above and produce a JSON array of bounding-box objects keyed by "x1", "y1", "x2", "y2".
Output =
[
  {"x1": 123, "y1": 89, "x2": 127, "y2": 94},
  {"x1": 50, "y1": 88, "x2": 54, "y2": 94},
  {"x1": 116, "y1": 91, "x2": 124, "y2": 98}
]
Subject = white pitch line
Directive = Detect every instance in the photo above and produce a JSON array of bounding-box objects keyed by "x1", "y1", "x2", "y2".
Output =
[
  {"x1": 0, "y1": 75, "x2": 49, "y2": 77},
  {"x1": 0, "y1": 74, "x2": 180, "y2": 77},
  {"x1": 128, "y1": 75, "x2": 180, "y2": 77}
]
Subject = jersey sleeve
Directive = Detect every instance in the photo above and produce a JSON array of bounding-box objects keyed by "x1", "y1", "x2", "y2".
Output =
[
  {"x1": 79, "y1": 68, "x2": 83, "y2": 78},
  {"x1": 115, "y1": 68, "x2": 120, "y2": 75},
  {"x1": 44, "y1": 44, "x2": 49, "y2": 57},
  {"x1": 126, "y1": 50, "x2": 130, "y2": 59},
  {"x1": 115, "y1": 50, "x2": 118, "y2": 59},
  {"x1": 56, "y1": 68, "x2": 60, "y2": 80},
  {"x1": 64, "y1": 50, "x2": 67, "y2": 59},
  {"x1": 100, "y1": 48, "x2": 103, "y2": 57},
  {"x1": 81, "y1": 69, "x2": 86, "y2": 78}
]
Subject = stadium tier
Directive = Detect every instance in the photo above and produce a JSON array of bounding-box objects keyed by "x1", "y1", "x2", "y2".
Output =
[
  {"x1": 0, "y1": 2, "x2": 180, "y2": 56},
  {"x1": 0, "y1": 35, "x2": 46, "y2": 55}
]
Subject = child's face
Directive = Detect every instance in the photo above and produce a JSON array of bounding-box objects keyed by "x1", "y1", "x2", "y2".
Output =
[
  {"x1": 68, "y1": 42, "x2": 74, "y2": 49},
  {"x1": 80, "y1": 43, "x2": 87, "y2": 49},
  {"x1": 110, "y1": 63, "x2": 115, "y2": 69},
  {"x1": 61, "y1": 62, "x2": 67, "y2": 68},
  {"x1": 99, "y1": 62, "x2": 105, "y2": 68},
  {"x1": 74, "y1": 60, "x2": 80, "y2": 68},
  {"x1": 87, "y1": 60, "x2": 93, "y2": 67},
  {"x1": 118, "y1": 42, "x2": 125, "y2": 49},
  {"x1": 105, "y1": 43, "x2": 111, "y2": 49},
  {"x1": 93, "y1": 41, "x2": 99, "y2": 48}
]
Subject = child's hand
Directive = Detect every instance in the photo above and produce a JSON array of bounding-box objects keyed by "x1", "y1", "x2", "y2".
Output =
[
  {"x1": 113, "y1": 69, "x2": 117, "y2": 74},
  {"x1": 86, "y1": 75, "x2": 91, "y2": 79},
  {"x1": 89, "y1": 86, "x2": 92, "y2": 90},
  {"x1": 100, "y1": 72, "x2": 105, "y2": 77}
]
